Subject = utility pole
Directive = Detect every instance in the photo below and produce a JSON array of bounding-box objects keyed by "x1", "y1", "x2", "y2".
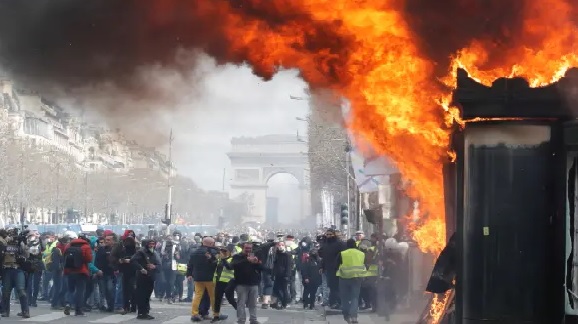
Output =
[
  {"x1": 19, "y1": 146, "x2": 24, "y2": 228},
  {"x1": 55, "y1": 162, "x2": 60, "y2": 224},
  {"x1": 83, "y1": 170, "x2": 88, "y2": 224},
  {"x1": 105, "y1": 171, "x2": 110, "y2": 224},
  {"x1": 164, "y1": 129, "x2": 173, "y2": 235}
]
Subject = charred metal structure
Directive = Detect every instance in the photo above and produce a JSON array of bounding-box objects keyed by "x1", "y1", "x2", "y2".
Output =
[{"x1": 426, "y1": 68, "x2": 578, "y2": 324}]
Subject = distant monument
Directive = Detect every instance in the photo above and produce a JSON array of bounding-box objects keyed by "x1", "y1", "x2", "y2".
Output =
[{"x1": 227, "y1": 134, "x2": 311, "y2": 224}]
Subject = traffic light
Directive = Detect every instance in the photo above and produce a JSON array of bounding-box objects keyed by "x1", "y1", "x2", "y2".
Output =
[
  {"x1": 340, "y1": 203, "x2": 349, "y2": 226},
  {"x1": 161, "y1": 203, "x2": 172, "y2": 225}
]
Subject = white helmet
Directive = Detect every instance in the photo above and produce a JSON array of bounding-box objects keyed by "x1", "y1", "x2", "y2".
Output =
[{"x1": 64, "y1": 231, "x2": 78, "y2": 240}]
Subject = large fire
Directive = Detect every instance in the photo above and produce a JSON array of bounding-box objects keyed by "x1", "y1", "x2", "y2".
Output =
[
  {"x1": 171, "y1": 0, "x2": 578, "y2": 255},
  {"x1": 2, "y1": 1, "x2": 575, "y2": 256}
]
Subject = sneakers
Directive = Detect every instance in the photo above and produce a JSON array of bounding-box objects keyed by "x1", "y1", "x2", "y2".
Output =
[
  {"x1": 64, "y1": 304, "x2": 71, "y2": 316},
  {"x1": 191, "y1": 315, "x2": 203, "y2": 322}
]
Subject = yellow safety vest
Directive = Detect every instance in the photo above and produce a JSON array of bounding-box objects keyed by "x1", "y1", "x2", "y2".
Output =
[
  {"x1": 355, "y1": 241, "x2": 360, "y2": 247},
  {"x1": 43, "y1": 241, "x2": 56, "y2": 265},
  {"x1": 214, "y1": 257, "x2": 234, "y2": 283},
  {"x1": 176, "y1": 263, "x2": 187, "y2": 276},
  {"x1": 337, "y1": 248, "x2": 367, "y2": 279},
  {"x1": 234, "y1": 246, "x2": 242, "y2": 255},
  {"x1": 364, "y1": 246, "x2": 378, "y2": 277}
]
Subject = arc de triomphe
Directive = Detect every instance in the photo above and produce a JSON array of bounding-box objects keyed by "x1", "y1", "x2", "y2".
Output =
[{"x1": 227, "y1": 134, "x2": 311, "y2": 224}]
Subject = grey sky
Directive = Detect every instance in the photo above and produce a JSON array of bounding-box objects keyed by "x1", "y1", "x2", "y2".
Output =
[
  {"x1": 167, "y1": 58, "x2": 310, "y2": 191},
  {"x1": 44, "y1": 53, "x2": 310, "y2": 192}
]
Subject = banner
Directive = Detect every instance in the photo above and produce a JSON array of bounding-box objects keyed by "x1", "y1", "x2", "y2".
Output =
[{"x1": 349, "y1": 147, "x2": 399, "y2": 193}]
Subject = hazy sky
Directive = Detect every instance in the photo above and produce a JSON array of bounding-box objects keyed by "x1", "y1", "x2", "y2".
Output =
[{"x1": 165, "y1": 57, "x2": 311, "y2": 191}]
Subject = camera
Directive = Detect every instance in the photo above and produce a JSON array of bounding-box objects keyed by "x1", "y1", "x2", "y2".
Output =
[{"x1": 7, "y1": 227, "x2": 30, "y2": 245}]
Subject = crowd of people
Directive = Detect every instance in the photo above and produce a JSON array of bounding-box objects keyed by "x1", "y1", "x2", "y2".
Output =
[{"x1": 0, "y1": 225, "x2": 407, "y2": 324}]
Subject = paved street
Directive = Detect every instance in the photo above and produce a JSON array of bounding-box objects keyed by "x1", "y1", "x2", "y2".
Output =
[
  {"x1": 0, "y1": 300, "x2": 419, "y2": 323},
  {"x1": 323, "y1": 308, "x2": 418, "y2": 324},
  {"x1": 0, "y1": 300, "x2": 327, "y2": 324}
]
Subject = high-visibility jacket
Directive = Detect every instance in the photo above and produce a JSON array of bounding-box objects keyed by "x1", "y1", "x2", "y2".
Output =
[
  {"x1": 337, "y1": 248, "x2": 367, "y2": 279},
  {"x1": 234, "y1": 246, "x2": 242, "y2": 255},
  {"x1": 214, "y1": 257, "x2": 234, "y2": 283},
  {"x1": 43, "y1": 241, "x2": 56, "y2": 265},
  {"x1": 364, "y1": 246, "x2": 378, "y2": 277}
]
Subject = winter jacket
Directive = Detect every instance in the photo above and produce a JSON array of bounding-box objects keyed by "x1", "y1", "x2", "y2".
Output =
[
  {"x1": 63, "y1": 238, "x2": 93, "y2": 276},
  {"x1": 272, "y1": 251, "x2": 293, "y2": 280},
  {"x1": 319, "y1": 238, "x2": 346, "y2": 272},
  {"x1": 160, "y1": 240, "x2": 179, "y2": 270},
  {"x1": 231, "y1": 253, "x2": 262, "y2": 286},
  {"x1": 87, "y1": 237, "x2": 99, "y2": 275},
  {"x1": 110, "y1": 237, "x2": 138, "y2": 274},
  {"x1": 131, "y1": 240, "x2": 161, "y2": 281},
  {"x1": 301, "y1": 257, "x2": 322, "y2": 285},
  {"x1": 186, "y1": 245, "x2": 217, "y2": 282},
  {"x1": 95, "y1": 245, "x2": 114, "y2": 276},
  {"x1": 49, "y1": 242, "x2": 66, "y2": 272}
]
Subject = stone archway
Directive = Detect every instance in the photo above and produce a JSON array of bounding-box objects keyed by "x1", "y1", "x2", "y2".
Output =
[{"x1": 227, "y1": 134, "x2": 311, "y2": 224}]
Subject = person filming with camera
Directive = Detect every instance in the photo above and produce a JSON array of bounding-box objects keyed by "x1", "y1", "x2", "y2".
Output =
[{"x1": 0, "y1": 228, "x2": 31, "y2": 318}]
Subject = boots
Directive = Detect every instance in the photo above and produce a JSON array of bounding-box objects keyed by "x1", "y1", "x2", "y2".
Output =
[
  {"x1": 18, "y1": 294, "x2": 30, "y2": 318},
  {"x1": 1, "y1": 297, "x2": 10, "y2": 317}
]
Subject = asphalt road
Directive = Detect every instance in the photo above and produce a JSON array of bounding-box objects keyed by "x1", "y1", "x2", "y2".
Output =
[{"x1": 0, "y1": 300, "x2": 327, "y2": 324}]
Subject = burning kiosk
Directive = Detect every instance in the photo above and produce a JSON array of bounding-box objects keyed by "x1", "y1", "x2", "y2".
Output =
[{"x1": 425, "y1": 68, "x2": 578, "y2": 323}]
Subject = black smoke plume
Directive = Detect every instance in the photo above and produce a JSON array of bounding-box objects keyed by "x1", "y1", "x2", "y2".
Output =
[{"x1": 0, "y1": 0, "x2": 232, "y2": 90}]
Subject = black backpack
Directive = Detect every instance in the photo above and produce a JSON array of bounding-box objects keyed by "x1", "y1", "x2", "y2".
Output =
[{"x1": 63, "y1": 246, "x2": 84, "y2": 269}]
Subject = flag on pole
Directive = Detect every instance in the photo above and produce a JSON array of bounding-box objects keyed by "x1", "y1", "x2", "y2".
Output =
[{"x1": 348, "y1": 141, "x2": 399, "y2": 193}]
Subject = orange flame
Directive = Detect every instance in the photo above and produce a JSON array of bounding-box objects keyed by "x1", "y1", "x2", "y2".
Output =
[
  {"x1": 430, "y1": 291, "x2": 452, "y2": 323},
  {"x1": 143, "y1": 0, "x2": 578, "y2": 255}
]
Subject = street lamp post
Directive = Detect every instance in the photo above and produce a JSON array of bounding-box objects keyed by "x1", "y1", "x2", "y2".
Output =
[
  {"x1": 18, "y1": 146, "x2": 24, "y2": 227},
  {"x1": 54, "y1": 162, "x2": 60, "y2": 224},
  {"x1": 164, "y1": 129, "x2": 174, "y2": 235},
  {"x1": 83, "y1": 167, "x2": 88, "y2": 223}
]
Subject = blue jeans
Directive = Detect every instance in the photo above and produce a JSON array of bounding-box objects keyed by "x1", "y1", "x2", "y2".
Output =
[
  {"x1": 261, "y1": 271, "x2": 273, "y2": 296},
  {"x1": 161, "y1": 268, "x2": 174, "y2": 299},
  {"x1": 51, "y1": 270, "x2": 66, "y2": 308},
  {"x1": 114, "y1": 273, "x2": 123, "y2": 309},
  {"x1": 42, "y1": 270, "x2": 53, "y2": 299},
  {"x1": 66, "y1": 273, "x2": 88, "y2": 313},
  {"x1": 321, "y1": 273, "x2": 329, "y2": 305},
  {"x1": 187, "y1": 279, "x2": 193, "y2": 299},
  {"x1": 26, "y1": 271, "x2": 42, "y2": 304},
  {"x1": 339, "y1": 278, "x2": 362, "y2": 319},
  {"x1": 2, "y1": 268, "x2": 28, "y2": 315},
  {"x1": 98, "y1": 275, "x2": 115, "y2": 310}
]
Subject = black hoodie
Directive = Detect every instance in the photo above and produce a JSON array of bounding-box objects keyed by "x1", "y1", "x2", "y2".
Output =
[{"x1": 130, "y1": 240, "x2": 161, "y2": 280}]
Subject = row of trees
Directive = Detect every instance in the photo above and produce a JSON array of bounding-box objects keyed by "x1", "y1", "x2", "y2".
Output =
[{"x1": 0, "y1": 114, "x2": 238, "y2": 226}]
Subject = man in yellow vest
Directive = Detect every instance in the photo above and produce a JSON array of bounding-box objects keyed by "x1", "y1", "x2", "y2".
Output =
[
  {"x1": 336, "y1": 239, "x2": 366, "y2": 324},
  {"x1": 354, "y1": 231, "x2": 365, "y2": 247},
  {"x1": 213, "y1": 247, "x2": 237, "y2": 318}
]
